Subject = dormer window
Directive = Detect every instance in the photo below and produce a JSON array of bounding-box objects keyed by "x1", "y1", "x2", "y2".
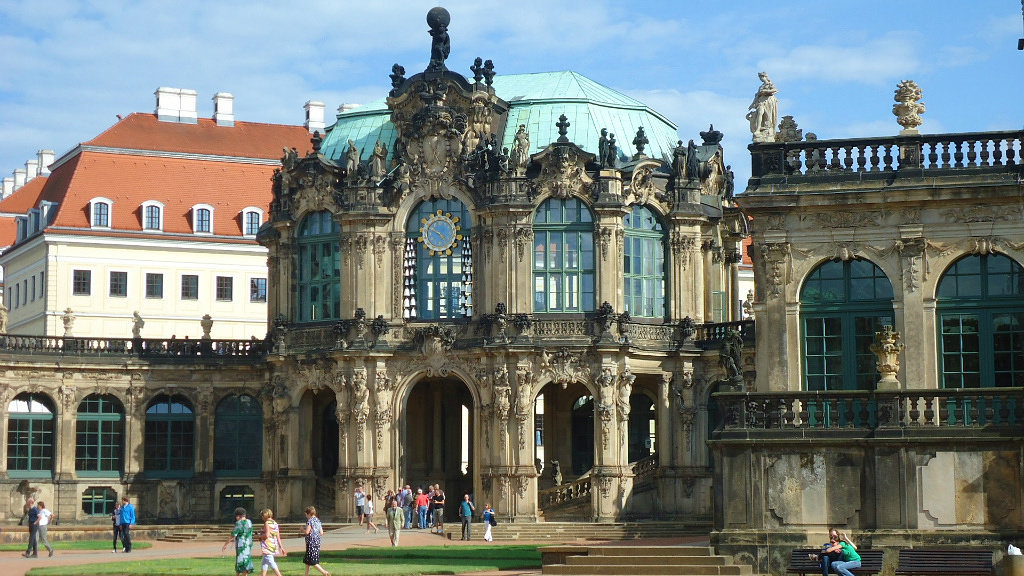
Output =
[
  {"x1": 89, "y1": 197, "x2": 113, "y2": 228},
  {"x1": 242, "y1": 207, "x2": 263, "y2": 237},
  {"x1": 192, "y1": 204, "x2": 214, "y2": 234},
  {"x1": 142, "y1": 201, "x2": 164, "y2": 231}
]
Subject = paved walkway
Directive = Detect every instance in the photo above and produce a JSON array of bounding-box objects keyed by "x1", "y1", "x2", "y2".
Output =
[{"x1": 0, "y1": 524, "x2": 708, "y2": 576}]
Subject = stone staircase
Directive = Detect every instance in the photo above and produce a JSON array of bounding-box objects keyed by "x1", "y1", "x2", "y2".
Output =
[
  {"x1": 491, "y1": 520, "x2": 712, "y2": 541},
  {"x1": 541, "y1": 545, "x2": 752, "y2": 576},
  {"x1": 157, "y1": 523, "x2": 345, "y2": 542}
]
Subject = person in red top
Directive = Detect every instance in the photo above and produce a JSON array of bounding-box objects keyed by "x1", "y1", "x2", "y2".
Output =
[{"x1": 415, "y1": 488, "x2": 431, "y2": 529}]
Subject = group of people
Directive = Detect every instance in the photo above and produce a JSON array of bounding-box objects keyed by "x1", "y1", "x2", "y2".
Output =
[
  {"x1": 354, "y1": 484, "x2": 496, "y2": 544},
  {"x1": 110, "y1": 496, "x2": 137, "y2": 553},
  {"x1": 813, "y1": 529, "x2": 862, "y2": 576},
  {"x1": 223, "y1": 506, "x2": 330, "y2": 576},
  {"x1": 21, "y1": 498, "x2": 57, "y2": 558}
]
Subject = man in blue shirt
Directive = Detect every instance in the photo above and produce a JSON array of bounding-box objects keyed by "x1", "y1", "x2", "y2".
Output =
[
  {"x1": 119, "y1": 497, "x2": 136, "y2": 553},
  {"x1": 400, "y1": 485, "x2": 413, "y2": 530},
  {"x1": 23, "y1": 497, "x2": 38, "y2": 557},
  {"x1": 459, "y1": 493, "x2": 475, "y2": 541}
]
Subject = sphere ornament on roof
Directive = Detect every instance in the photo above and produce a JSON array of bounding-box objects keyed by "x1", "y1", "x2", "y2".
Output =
[{"x1": 427, "y1": 7, "x2": 452, "y2": 72}]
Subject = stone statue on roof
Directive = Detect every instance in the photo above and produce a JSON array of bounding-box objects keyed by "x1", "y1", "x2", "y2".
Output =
[
  {"x1": 345, "y1": 140, "x2": 360, "y2": 176},
  {"x1": 598, "y1": 129, "x2": 609, "y2": 169},
  {"x1": 511, "y1": 125, "x2": 530, "y2": 176},
  {"x1": 371, "y1": 140, "x2": 388, "y2": 180},
  {"x1": 747, "y1": 72, "x2": 779, "y2": 142},
  {"x1": 132, "y1": 311, "x2": 144, "y2": 339},
  {"x1": 426, "y1": 7, "x2": 451, "y2": 72}
]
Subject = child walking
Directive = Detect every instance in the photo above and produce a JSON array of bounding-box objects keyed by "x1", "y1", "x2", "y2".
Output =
[{"x1": 260, "y1": 508, "x2": 286, "y2": 576}]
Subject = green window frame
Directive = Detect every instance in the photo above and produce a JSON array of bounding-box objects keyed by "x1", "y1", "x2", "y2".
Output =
[
  {"x1": 937, "y1": 254, "x2": 1024, "y2": 388},
  {"x1": 623, "y1": 205, "x2": 666, "y2": 318},
  {"x1": 7, "y1": 393, "x2": 55, "y2": 477},
  {"x1": 533, "y1": 197, "x2": 595, "y2": 313},
  {"x1": 403, "y1": 198, "x2": 473, "y2": 320},
  {"x1": 82, "y1": 487, "x2": 117, "y2": 516},
  {"x1": 214, "y1": 394, "x2": 263, "y2": 476},
  {"x1": 76, "y1": 394, "x2": 124, "y2": 476},
  {"x1": 297, "y1": 211, "x2": 340, "y2": 322},
  {"x1": 144, "y1": 394, "x2": 194, "y2": 478},
  {"x1": 800, "y1": 259, "x2": 894, "y2": 391}
]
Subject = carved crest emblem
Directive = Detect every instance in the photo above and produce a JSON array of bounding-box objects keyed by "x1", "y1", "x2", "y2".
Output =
[{"x1": 533, "y1": 144, "x2": 595, "y2": 200}]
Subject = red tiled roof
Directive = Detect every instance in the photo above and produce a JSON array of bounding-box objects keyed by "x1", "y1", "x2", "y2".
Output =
[
  {"x1": 0, "y1": 176, "x2": 50, "y2": 248},
  {"x1": 85, "y1": 113, "x2": 313, "y2": 159}
]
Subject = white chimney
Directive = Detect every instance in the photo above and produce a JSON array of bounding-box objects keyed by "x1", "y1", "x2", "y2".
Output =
[
  {"x1": 213, "y1": 92, "x2": 235, "y2": 127},
  {"x1": 37, "y1": 150, "x2": 54, "y2": 176},
  {"x1": 2, "y1": 177, "x2": 13, "y2": 198},
  {"x1": 25, "y1": 159, "x2": 39, "y2": 179},
  {"x1": 179, "y1": 89, "x2": 198, "y2": 124},
  {"x1": 155, "y1": 87, "x2": 182, "y2": 122},
  {"x1": 304, "y1": 100, "x2": 325, "y2": 133},
  {"x1": 13, "y1": 168, "x2": 26, "y2": 190}
]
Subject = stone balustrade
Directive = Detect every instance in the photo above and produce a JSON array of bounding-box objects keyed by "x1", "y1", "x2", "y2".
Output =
[
  {"x1": 749, "y1": 129, "x2": 1024, "y2": 184},
  {"x1": 714, "y1": 386, "x2": 1024, "y2": 432},
  {"x1": 538, "y1": 473, "x2": 592, "y2": 508},
  {"x1": 0, "y1": 334, "x2": 265, "y2": 359}
]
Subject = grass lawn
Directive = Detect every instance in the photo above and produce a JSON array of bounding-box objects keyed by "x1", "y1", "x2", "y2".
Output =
[
  {"x1": 0, "y1": 541, "x2": 152, "y2": 552},
  {"x1": 25, "y1": 544, "x2": 542, "y2": 575}
]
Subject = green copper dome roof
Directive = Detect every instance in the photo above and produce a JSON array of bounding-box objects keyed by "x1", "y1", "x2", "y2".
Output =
[{"x1": 319, "y1": 71, "x2": 680, "y2": 166}]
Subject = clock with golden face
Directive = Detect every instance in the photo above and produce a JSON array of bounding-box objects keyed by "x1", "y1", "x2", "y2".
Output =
[{"x1": 418, "y1": 210, "x2": 462, "y2": 256}]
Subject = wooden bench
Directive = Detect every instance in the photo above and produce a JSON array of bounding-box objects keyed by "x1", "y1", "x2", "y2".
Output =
[
  {"x1": 788, "y1": 548, "x2": 885, "y2": 576},
  {"x1": 896, "y1": 548, "x2": 993, "y2": 576}
]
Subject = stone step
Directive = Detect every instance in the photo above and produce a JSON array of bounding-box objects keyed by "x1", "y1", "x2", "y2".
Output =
[
  {"x1": 567, "y1": 555, "x2": 726, "y2": 566},
  {"x1": 591, "y1": 546, "x2": 716, "y2": 556},
  {"x1": 544, "y1": 565, "x2": 750, "y2": 576}
]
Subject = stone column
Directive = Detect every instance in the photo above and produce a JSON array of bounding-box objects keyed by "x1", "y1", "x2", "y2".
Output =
[
  {"x1": 896, "y1": 230, "x2": 927, "y2": 389},
  {"x1": 0, "y1": 383, "x2": 11, "y2": 479},
  {"x1": 594, "y1": 211, "x2": 625, "y2": 313},
  {"x1": 122, "y1": 381, "x2": 146, "y2": 482},
  {"x1": 755, "y1": 238, "x2": 792, "y2": 391}
]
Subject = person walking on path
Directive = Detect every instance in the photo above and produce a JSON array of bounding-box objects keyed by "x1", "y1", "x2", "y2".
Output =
[
  {"x1": 354, "y1": 486, "x2": 366, "y2": 526},
  {"x1": 221, "y1": 507, "x2": 254, "y2": 576},
  {"x1": 364, "y1": 494, "x2": 379, "y2": 533},
  {"x1": 459, "y1": 493, "x2": 475, "y2": 541},
  {"x1": 482, "y1": 504, "x2": 495, "y2": 542},
  {"x1": 302, "y1": 506, "x2": 330, "y2": 576},
  {"x1": 119, "y1": 497, "x2": 136, "y2": 553},
  {"x1": 111, "y1": 501, "x2": 123, "y2": 552},
  {"x1": 259, "y1": 508, "x2": 286, "y2": 576},
  {"x1": 385, "y1": 497, "x2": 403, "y2": 547},
  {"x1": 400, "y1": 485, "x2": 413, "y2": 529},
  {"x1": 35, "y1": 501, "x2": 54, "y2": 557},
  {"x1": 23, "y1": 497, "x2": 37, "y2": 558},
  {"x1": 415, "y1": 488, "x2": 430, "y2": 529}
]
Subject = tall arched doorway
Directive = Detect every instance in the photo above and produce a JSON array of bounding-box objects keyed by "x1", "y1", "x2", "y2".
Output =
[
  {"x1": 402, "y1": 377, "x2": 475, "y2": 522},
  {"x1": 300, "y1": 389, "x2": 338, "y2": 516}
]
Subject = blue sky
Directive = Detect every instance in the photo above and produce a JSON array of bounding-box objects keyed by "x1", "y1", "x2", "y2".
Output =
[{"x1": 0, "y1": 0, "x2": 1020, "y2": 188}]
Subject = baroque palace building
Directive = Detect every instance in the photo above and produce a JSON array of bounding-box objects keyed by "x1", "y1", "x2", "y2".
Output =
[{"x1": 0, "y1": 8, "x2": 748, "y2": 528}]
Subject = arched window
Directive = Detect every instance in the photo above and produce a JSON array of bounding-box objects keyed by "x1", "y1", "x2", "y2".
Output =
[
  {"x1": 242, "y1": 209, "x2": 263, "y2": 236},
  {"x1": 7, "y1": 393, "x2": 55, "y2": 476},
  {"x1": 937, "y1": 254, "x2": 1024, "y2": 388},
  {"x1": 82, "y1": 487, "x2": 117, "y2": 516},
  {"x1": 144, "y1": 394, "x2": 194, "y2": 477},
  {"x1": 533, "y1": 197, "x2": 595, "y2": 313},
  {"x1": 76, "y1": 394, "x2": 124, "y2": 476},
  {"x1": 800, "y1": 259, "x2": 894, "y2": 390},
  {"x1": 90, "y1": 198, "x2": 112, "y2": 228},
  {"x1": 403, "y1": 198, "x2": 473, "y2": 319},
  {"x1": 623, "y1": 205, "x2": 666, "y2": 318},
  {"x1": 142, "y1": 201, "x2": 163, "y2": 231},
  {"x1": 297, "y1": 211, "x2": 340, "y2": 322},
  {"x1": 193, "y1": 205, "x2": 213, "y2": 234},
  {"x1": 214, "y1": 394, "x2": 263, "y2": 476}
]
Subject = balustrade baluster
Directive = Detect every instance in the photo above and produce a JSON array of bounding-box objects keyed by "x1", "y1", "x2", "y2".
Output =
[
  {"x1": 982, "y1": 395, "x2": 994, "y2": 425},
  {"x1": 843, "y1": 146, "x2": 854, "y2": 171},
  {"x1": 883, "y1": 144, "x2": 894, "y2": 171},
  {"x1": 992, "y1": 139, "x2": 1004, "y2": 166},
  {"x1": 968, "y1": 394, "x2": 979, "y2": 426},
  {"x1": 856, "y1": 145, "x2": 867, "y2": 172},
  {"x1": 979, "y1": 139, "x2": 991, "y2": 166},
  {"x1": 782, "y1": 396, "x2": 795, "y2": 427},
  {"x1": 953, "y1": 140, "x2": 965, "y2": 168},
  {"x1": 940, "y1": 141, "x2": 951, "y2": 168},
  {"x1": 997, "y1": 394, "x2": 1010, "y2": 425},
  {"x1": 798, "y1": 398, "x2": 810, "y2": 428},
  {"x1": 830, "y1": 146, "x2": 842, "y2": 171},
  {"x1": 868, "y1": 144, "x2": 880, "y2": 171},
  {"x1": 841, "y1": 398, "x2": 855, "y2": 427},
  {"x1": 922, "y1": 395, "x2": 935, "y2": 425},
  {"x1": 965, "y1": 139, "x2": 977, "y2": 167},
  {"x1": 1008, "y1": 137, "x2": 1020, "y2": 166},
  {"x1": 926, "y1": 142, "x2": 938, "y2": 169},
  {"x1": 939, "y1": 396, "x2": 950, "y2": 426},
  {"x1": 907, "y1": 394, "x2": 921, "y2": 425},
  {"x1": 858, "y1": 399, "x2": 871, "y2": 427}
]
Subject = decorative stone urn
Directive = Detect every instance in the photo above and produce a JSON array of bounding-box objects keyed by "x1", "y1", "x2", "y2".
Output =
[
  {"x1": 892, "y1": 80, "x2": 925, "y2": 134},
  {"x1": 870, "y1": 325, "x2": 904, "y2": 390}
]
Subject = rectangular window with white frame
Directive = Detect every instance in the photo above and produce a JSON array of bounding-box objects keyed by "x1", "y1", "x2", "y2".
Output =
[
  {"x1": 250, "y1": 278, "x2": 267, "y2": 303},
  {"x1": 146, "y1": 273, "x2": 163, "y2": 298},
  {"x1": 109, "y1": 271, "x2": 127, "y2": 297},
  {"x1": 73, "y1": 270, "x2": 91, "y2": 296},
  {"x1": 181, "y1": 274, "x2": 199, "y2": 300},
  {"x1": 216, "y1": 276, "x2": 233, "y2": 301}
]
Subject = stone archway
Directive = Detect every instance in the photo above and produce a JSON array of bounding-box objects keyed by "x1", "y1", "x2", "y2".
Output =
[{"x1": 401, "y1": 376, "x2": 475, "y2": 522}]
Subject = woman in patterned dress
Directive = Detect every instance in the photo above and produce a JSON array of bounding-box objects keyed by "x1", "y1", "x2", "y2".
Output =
[
  {"x1": 222, "y1": 507, "x2": 255, "y2": 576},
  {"x1": 303, "y1": 506, "x2": 330, "y2": 576}
]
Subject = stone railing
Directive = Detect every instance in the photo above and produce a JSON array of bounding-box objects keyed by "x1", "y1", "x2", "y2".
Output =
[
  {"x1": 749, "y1": 130, "x2": 1024, "y2": 183},
  {"x1": 694, "y1": 320, "x2": 754, "y2": 350},
  {"x1": 538, "y1": 474, "x2": 592, "y2": 509},
  {"x1": 631, "y1": 454, "x2": 659, "y2": 492},
  {"x1": 0, "y1": 334, "x2": 265, "y2": 360},
  {"x1": 714, "y1": 387, "x2": 1024, "y2": 433}
]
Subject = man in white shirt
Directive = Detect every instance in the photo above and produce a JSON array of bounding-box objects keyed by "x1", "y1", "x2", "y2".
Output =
[{"x1": 36, "y1": 501, "x2": 54, "y2": 557}]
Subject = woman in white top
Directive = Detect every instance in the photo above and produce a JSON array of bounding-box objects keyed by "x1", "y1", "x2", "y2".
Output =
[{"x1": 364, "y1": 494, "x2": 379, "y2": 533}]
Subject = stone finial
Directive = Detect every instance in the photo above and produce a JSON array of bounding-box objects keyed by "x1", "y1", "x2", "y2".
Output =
[
  {"x1": 870, "y1": 325, "x2": 904, "y2": 390},
  {"x1": 201, "y1": 314, "x2": 214, "y2": 339},
  {"x1": 470, "y1": 57, "x2": 484, "y2": 83},
  {"x1": 62, "y1": 307, "x2": 75, "y2": 336},
  {"x1": 555, "y1": 114, "x2": 571, "y2": 143},
  {"x1": 893, "y1": 80, "x2": 925, "y2": 134},
  {"x1": 632, "y1": 126, "x2": 649, "y2": 159},
  {"x1": 426, "y1": 7, "x2": 451, "y2": 72},
  {"x1": 700, "y1": 124, "x2": 723, "y2": 146},
  {"x1": 777, "y1": 115, "x2": 802, "y2": 142}
]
